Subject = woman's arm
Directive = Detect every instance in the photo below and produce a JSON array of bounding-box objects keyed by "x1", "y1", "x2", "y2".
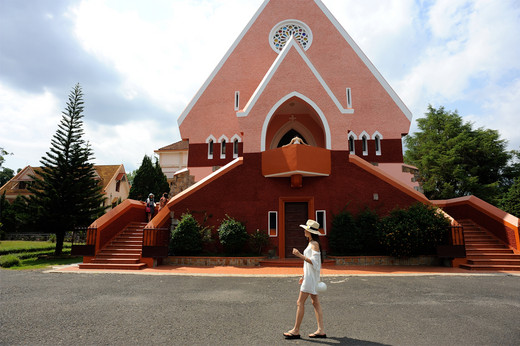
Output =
[{"x1": 292, "y1": 248, "x2": 313, "y2": 264}]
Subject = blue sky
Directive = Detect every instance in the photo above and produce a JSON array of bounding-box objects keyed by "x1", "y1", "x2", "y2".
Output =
[{"x1": 1, "y1": 0, "x2": 519, "y2": 172}]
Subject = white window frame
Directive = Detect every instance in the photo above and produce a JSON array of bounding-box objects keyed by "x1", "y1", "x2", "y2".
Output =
[
  {"x1": 268, "y1": 211, "x2": 278, "y2": 237},
  {"x1": 372, "y1": 131, "x2": 383, "y2": 156},
  {"x1": 360, "y1": 131, "x2": 369, "y2": 156},
  {"x1": 234, "y1": 91, "x2": 240, "y2": 111},
  {"x1": 346, "y1": 88, "x2": 352, "y2": 108},
  {"x1": 218, "y1": 135, "x2": 229, "y2": 159},
  {"x1": 315, "y1": 210, "x2": 327, "y2": 235},
  {"x1": 231, "y1": 134, "x2": 241, "y2": 158},
  {"x1": 348, "y1": 131, "x2": 357, "y2": 154},
  {"x1": 206, "y1": 135, "x2": 217, "y2": 159}
]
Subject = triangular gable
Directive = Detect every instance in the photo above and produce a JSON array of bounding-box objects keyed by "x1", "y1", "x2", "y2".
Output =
[
  {"x1": 15, "y1": 166, "x2": 36, "y2": 181},
  {"x1": 177, "y1": 0, "x2": 269, "y2": 127},
  {"x1": 237, "y1": 36, "x2": 354, "y2": 118},
  {"x1": 313, "y1": 0, "x2": 412, "y2": 122},
  {"x1": 177, "y1": 0, "x2": 412, "y2": 127}
]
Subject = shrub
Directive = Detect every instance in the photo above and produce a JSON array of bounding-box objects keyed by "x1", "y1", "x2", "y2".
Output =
[
  {"x1": 170, "y1": 213, "x2": 202, "y2": 255},
  {"x1": 356, "y1": 207, "x2": 384, "y2": 255},
  {"x1": 249, "y1": 229, "x2": 269, "y2": 255},
  {"x1": 0, "y1": 254, "x2": 21, "y2": 268},
  {"x1": 329, "y1": 209, "x2": 363, "y2": 255},
  {"x1": 379, "y1": 203, "x2": 450, "y2": 258},
  {"x1": 218, "y1": 216, "x2": 248, "y2": 254}
]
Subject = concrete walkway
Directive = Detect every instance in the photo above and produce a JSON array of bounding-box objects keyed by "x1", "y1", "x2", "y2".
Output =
[{"x1": 49, "y1": 263, "x2": 520, "y2": 276}]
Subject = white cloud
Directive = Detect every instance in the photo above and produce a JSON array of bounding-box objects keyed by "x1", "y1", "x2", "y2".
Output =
[
  {"x1": 0, "y1": 83, "x2": 61, "y2": 170},
  {"x1": 84, "y1": 120, "x2": 179, "y2": 171},
  {"x1": 396, "y1": 0, "x2": 520, "y2": 146},
  {"x1": 72, "y1": 0, "x2": 263, "y2": 113}
]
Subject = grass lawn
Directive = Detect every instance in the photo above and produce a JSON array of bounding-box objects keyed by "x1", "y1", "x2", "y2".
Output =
[
  {"x1": 0, "y1": 240, "x2": 61, "y2": 253},
  {"x1": 0, "y1": 240, "x2": 79, "y2": 270},
  {"x1": 13, "y1": 256, "x2": 82, "y2": 270}
]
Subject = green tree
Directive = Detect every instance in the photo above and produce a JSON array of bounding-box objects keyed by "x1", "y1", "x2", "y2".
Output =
[
  {"x1": 128, "y1": 155, "x2": 169, "y2": 201},
  {"x1": 500, "y1": 177, "x2": 520, "y2": 217},
  {"x1": 404, "y1": 105, "x2": 511, "y2": 203},
  {"x1": 27, "y1": 84, "x2": 106, "y2": 255},
  {"x1": 0, "y1": 147, "x2": 10, "y2": 168},
  {"x1": 0, "y1": 167, "x2": 14, "y2": 187},
  {"x1": 0, "y1": 147, "x2": 14, "y2": 187}
]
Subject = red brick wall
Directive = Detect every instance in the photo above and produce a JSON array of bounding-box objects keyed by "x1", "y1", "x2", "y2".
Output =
[{"x1": 170, "y1": 151, "x2": 422, "y2": 255}]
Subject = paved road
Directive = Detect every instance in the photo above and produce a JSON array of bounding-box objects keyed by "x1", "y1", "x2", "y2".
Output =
[{"x1": 1, "y1": 269, "x2": 519, "y2": 345}]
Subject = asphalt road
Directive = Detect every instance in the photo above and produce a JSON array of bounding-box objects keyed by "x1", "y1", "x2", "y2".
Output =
[{"x1": 1, "y1": 269, "x2": 519, "y2": 345}]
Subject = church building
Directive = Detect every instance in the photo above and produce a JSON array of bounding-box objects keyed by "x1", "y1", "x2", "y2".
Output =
[
  {"x1": 79, "y1": 0, "x2": 518, "y2": 270},
  {"x1": 153, "y1": 0, "x2": 426, "y2": 257}
]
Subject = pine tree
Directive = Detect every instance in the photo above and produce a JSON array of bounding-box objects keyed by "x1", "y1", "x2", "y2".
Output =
[
  {"x1": 128, "y1": 155, "x2": 169, "y2": 201},
  {"x1": 27, "y1": 84, "x2": 106, "y2": 255}
]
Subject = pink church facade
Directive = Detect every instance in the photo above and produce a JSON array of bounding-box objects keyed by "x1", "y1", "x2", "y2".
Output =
[
  {"x1": 155, "y1": 0, "x2": 425, "y2": 257},
  {"x1": 79, "y1": 0, "x2": 519, "y2": 270}
]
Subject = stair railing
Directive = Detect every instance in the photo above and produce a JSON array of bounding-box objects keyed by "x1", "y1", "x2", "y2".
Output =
[
  {"x1": 71, "y1": 226, "x2": 97, "y2": 256},
  {"x1": 437, "y1": 224, "x2": 466, "y2": 258},
  {"x1": 142, "y1": 228, "x2": 170, "y2": 258}
]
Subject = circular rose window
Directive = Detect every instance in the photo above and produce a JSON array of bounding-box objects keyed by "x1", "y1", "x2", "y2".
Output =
[{"x1": 270, "y1": 20, "x2": 312, "y2": 53}]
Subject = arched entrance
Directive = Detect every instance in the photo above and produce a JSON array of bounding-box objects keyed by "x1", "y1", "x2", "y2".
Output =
[{"x1": 261, "y1": 92, "x2": 330, "y2": 151}]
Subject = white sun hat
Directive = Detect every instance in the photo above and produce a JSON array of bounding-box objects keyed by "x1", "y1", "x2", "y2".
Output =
[{"x1": 299, "y1": 219, "x2": 321, "y2": 235}]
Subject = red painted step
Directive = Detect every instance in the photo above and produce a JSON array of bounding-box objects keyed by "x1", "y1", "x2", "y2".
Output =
[
  {"x1": 79, "y1": 222, "x2": 148, "y2": 270},
  {"x1": 457, "y1": 219, "x2": 520, "y2": 271}
]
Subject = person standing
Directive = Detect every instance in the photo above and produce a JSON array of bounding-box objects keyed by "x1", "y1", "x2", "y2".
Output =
[
  {"x1": 146, "y1": 193, "x2": 155, "y2": 222},
  {"x1": 158, "y1": 192, "x2": 168, "y2": 211},
  {"x1": 284, "y1": 219, "x2": 327, "y2": 339}
]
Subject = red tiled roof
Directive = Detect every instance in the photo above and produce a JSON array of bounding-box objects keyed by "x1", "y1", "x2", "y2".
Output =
[{"x1": 155, "y1": 140, "x2": 189, "y2": 151}]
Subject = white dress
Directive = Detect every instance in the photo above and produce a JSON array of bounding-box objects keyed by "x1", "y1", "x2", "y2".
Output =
[{"x1": 300, "y1": 243, "x2": 322, "y2": 295}]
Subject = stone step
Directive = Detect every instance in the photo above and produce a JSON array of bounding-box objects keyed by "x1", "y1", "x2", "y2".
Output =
[
  {"x1": 465, "y1": 244, "x2": 509, "y2": 249},
  {"x1": 102, "y1": 247, "x2": 142, "y2": 253},
  {"x1": 466, "y1": 248, "x2": 514, "y2": 254},
  {"x1": 467, "y1": 259, "x2": 520, "y2": 266},
  {"x1": 464, "y1": 240, "x2": 501, "y2": 245},
  {"x1": 466, "y1": 253, "x2": 518, "y2": 259},
  {"x1": 91, "y1": 258, "x2": 141, "y2": 264},
  {"x1": 79, "y1": 263, "x2": 147, "y2": 270},
  {"x1": 96, "y1": 253, "x2": 141, "y2": 259},
  {"x1": 459, "y1": 264, "x2": 520, "y2": 271}
]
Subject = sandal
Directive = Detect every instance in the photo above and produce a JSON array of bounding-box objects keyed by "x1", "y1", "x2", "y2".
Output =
[
  {"x1": 309, "y1": 333, "x2": 327, "y2": 338},
  {"x1": 284, "y1": 332, "x2": 301, "y2": 339}
]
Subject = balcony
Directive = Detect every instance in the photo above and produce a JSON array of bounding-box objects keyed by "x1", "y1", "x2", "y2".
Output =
[{"x1": 261, "y1": 144, "x2": 331, "y2": 178}]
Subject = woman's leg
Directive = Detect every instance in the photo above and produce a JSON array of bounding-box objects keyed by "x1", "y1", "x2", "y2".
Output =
[
  {"x1": 310, "y1": 294, "x2": 325, "y2": 335},
  {"x1": 286, "y1": 291, "x2": 309, "y2": 335}
]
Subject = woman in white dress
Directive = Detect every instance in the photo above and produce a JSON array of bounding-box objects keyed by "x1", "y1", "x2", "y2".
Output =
[{"x1": 284, "y1": 219, "x2": 327, "y2": 339}]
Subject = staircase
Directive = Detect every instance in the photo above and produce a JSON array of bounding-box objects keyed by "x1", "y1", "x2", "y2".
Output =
[
  {"x1": 79, "y1": 222, "x2": 148, "y2": 270},
  {"x1": 458, "y1": 220, "x2": 520, "y2": 271}
]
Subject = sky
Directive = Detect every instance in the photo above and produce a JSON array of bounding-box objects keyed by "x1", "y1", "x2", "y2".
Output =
[{"x1": 1, "y1": 0, "x2": 519, "y2": 173}]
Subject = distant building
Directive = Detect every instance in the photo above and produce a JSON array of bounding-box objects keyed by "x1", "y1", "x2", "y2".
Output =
[{"x1": 0, "y1": 164, "x2": 130, "y2": 210}]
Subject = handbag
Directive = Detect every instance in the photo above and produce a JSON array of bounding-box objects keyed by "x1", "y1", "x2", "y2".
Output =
[
  {"x1": 146, "y1": 207, "x2": 151, "y2": 213},
  {"x1": 316, "y1": 281, "x2": 327, "y2": 293}
]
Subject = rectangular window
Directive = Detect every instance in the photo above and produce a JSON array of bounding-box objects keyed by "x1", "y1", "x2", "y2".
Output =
[
  {"x1": 116, "y1": 180, "x2": 121, "y2": 192},
  {"x1": 346, "y1": 88, "x2": 352, "y2": 108},
  {"x1": 233, "y1": 139, "x2": 239, "y2": 158},
  {"x1": 349, "y1": 136, "x2": 355, "y2": 154},
  {"x1": 315, "y1": 210, "x2": 326, "y2": 235},
  {"x1": 208, "y1": 140, "x2": 214, "y2": 159},
  {"x1": 375, "y1": 136, "x2": 381, "y2": 156},
  {"x1": 268, "y1": 211, "x2": 277, "y2": 237},
  {"x1": 234, "y1": 91, "x2": 240, "y2": 111},
  {"x1": 220, "y1": 140, "x2": 226, "y2": 159},
  {"x1": 362, "y1": 136, "x2": 368, "y2": 156}
]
